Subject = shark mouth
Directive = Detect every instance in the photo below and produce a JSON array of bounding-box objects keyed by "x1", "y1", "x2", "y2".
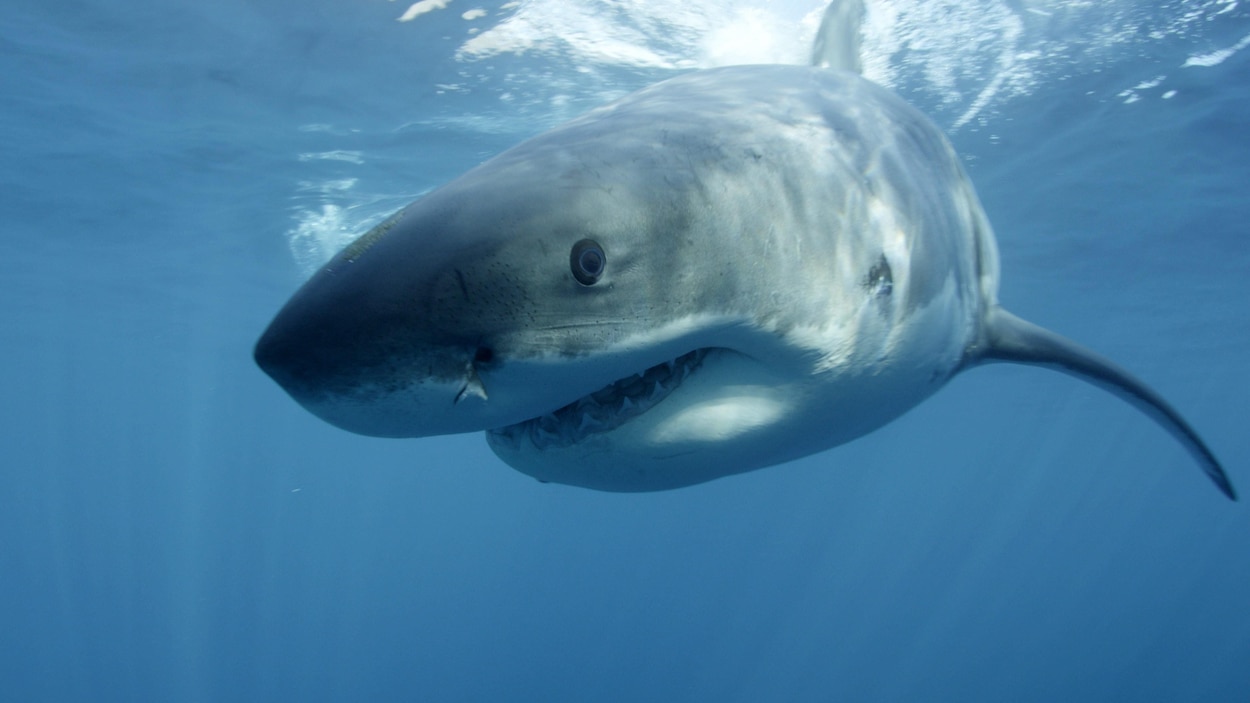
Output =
[{"x1": 489, "y1": 349, "x2": 710, "y2": 449}]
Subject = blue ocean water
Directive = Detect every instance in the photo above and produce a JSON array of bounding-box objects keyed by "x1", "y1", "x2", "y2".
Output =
[{"x1": 3, "y1": 0, "x2": 1248, "y2": 700}]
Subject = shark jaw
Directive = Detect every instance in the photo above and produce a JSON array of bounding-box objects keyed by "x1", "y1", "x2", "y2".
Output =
[
  {"x1": 487, "y1": 348, "x2": 712, "y2": 450},
  {"x1": 485, "y1": 344, "x2": 820, "y2": 492}
]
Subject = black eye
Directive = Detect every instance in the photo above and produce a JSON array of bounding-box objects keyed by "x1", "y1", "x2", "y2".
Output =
[{"x1": 570, "y1": 238, "x2": 606, "y2": 286}]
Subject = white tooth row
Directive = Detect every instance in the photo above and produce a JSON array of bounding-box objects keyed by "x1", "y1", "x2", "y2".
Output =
[{"x1": 516, "y1": 349, "x2": 708, "y2": 448}]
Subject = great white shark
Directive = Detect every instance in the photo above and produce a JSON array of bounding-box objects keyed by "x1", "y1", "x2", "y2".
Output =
[{"x1": 254, "y1": 2, "x2": 1235, "y2": 500}]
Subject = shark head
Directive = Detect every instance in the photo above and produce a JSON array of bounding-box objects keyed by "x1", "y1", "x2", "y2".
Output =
[
  {"x1": 253, "y1": 173, "x2": 722, "y2": 442},
  {"x1": 255, "y1": 68, "x2": 978, "y2": 491},
  {"x1": 255, "y1": 187, "x2": 817, "y2": 491}
]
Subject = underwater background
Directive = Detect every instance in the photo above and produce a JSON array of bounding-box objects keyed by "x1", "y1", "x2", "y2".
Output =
[{"x1": 3, "y1": 0, "x2": 1248, "y2": 700}]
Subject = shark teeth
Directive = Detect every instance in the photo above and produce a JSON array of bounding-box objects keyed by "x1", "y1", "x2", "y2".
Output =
[{"x1": 494, "y1": 349, "x2": 708, "y2": 449}]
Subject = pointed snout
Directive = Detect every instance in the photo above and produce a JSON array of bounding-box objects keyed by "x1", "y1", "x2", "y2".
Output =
[
  {"x1": 253, "y1": 242, "x2": 510, "y2": 438},
  {"x1": 253, "y1": 301, "x2": 334, "y2": 406},
  {"x1": 254, "y1": 280, "x2": 485, "y2": 437},
  {"x1": 253, "y1": 268, "x2": 394, "y2": 416}
]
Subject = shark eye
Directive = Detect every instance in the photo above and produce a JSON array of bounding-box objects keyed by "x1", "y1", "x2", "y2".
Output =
[{"x1": 570, "y1": 238, "x2": 606, "y2": 286}]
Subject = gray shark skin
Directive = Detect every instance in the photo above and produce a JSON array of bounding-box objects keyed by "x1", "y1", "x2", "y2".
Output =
[{"x1": 254, "y1": 64, "x2": 1234, "y2": 499}]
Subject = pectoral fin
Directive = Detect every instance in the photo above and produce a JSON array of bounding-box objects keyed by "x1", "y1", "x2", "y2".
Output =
[{"x1": 967, "y1": 305, "x2": 1236, "y2": 500}]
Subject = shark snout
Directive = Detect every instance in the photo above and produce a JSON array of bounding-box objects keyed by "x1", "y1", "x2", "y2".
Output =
[
  {"x1": 254, "y1": 307, "x2": 488, "y2": 437},
  {"x1": 254, "y1": 264, "x2": 514, "y2": 438},
  {"x1": 253, "y1": 293, "x2": 372, "y2": 409}
]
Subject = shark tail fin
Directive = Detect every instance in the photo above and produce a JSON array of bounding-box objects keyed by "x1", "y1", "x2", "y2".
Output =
[
  {"x1": 966, "y1": 305, "x2": 1236, "y2": 500},
  {"x1": 810, "y1": 0, "x2": 864, "y2": 73}
]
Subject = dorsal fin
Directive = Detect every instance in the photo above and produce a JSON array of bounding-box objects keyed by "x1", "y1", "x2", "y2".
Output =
[
  {"x1": 810, "y1": 0, "x2": 864, "y2": 74},
  {"x1": 967, "y1": 305, "x2": 1236, "y2": 500}
]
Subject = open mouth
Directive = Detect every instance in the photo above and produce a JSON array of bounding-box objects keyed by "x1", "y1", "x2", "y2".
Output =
[{"x1": 488, "y1": 349, "x2": 710, "y2": 449}]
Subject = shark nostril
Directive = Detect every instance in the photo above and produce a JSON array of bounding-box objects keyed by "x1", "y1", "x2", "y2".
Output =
[{"x1": 474, "y1": 346, "x2": 494, "y2": 365}]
